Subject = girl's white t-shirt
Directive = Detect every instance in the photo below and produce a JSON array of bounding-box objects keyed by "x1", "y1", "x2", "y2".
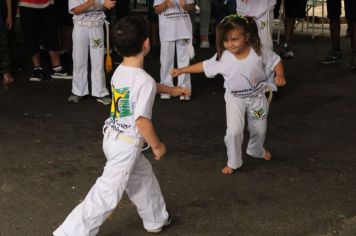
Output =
[
  {"x1": 104, "y1": 65, "x2": 157, "y2": 139},
  {"x1": 69, "y1": 0, "x2": 105, "y2": 23},
  {"x1": 203, "y1": 47, "x2": 280, "y2": 97},
  {"x1": 154, "y1": 0, "x2": 194, "y2": 41},
  {"x1": 236, "y1": 0, "x2": 276, "y2": 18}
]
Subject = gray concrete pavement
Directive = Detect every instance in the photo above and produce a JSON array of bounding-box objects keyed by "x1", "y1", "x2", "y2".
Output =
[{"x1": 1, "y1": 31, "x2": 356, "y2": 236}]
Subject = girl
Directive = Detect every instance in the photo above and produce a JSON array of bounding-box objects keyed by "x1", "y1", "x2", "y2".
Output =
[{"x1": 171, "y1": 14, "x2": 286, "y2": 174}]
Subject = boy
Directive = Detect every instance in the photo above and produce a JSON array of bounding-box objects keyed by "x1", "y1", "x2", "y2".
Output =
[{"x1": 53, "y1": 16, "x2": 190, "y2": 235}]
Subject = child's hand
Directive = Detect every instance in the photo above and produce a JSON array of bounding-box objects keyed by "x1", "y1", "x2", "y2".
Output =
[
  {"x1": 104, "y1": 0, "x2": 116, "y2": 10},
  {"x1": 171, "y1": 68, "x2": 183, "y2": 77},
  {"x1": 275, "y1": 75, "x2": 286, "y2": 87},
  {"x1": 152, "y1": 142, "x2": 166, "y2": 161},
  {"x1": 179, "y1": 0, "x2": 186, "y2": 9},
  {"x1": 164, "y1": 0, "x2": 174, "y2": 8},
  {"x1": 171, "y1": 86, "x2": 191, "y2": 97},
  {"x1": 86, "y1": 0, "x2": 95, "y2": 7}
]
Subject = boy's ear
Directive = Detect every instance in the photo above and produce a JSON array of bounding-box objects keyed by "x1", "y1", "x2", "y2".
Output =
[{"x1": 143, "y1": 37, "x2": 150, "y2": 55}]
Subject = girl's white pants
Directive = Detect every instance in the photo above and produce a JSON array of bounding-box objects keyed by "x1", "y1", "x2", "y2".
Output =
[
  {"x1": 224, "y1": 92, "x2": 269, "y2": 169},
  {"x1": 160, "y1": 40, "x2": 191, "y2": 91},
  {"x1": 72, "y1": 23, "x2": 109, "y2": 98},
  {"x1": 53, "y1": 128, "x2": 169, "y2": 236}
]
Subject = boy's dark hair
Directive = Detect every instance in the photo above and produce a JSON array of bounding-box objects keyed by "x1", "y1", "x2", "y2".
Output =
[
  {"x1": 215, "y1": 14, "x2": 262, "y2": 60},
  {"x1": 112, "y1": 16, "x2": 149, "y2": 57}
]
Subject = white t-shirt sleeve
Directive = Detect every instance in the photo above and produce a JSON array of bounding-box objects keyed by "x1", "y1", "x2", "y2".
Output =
[
  {"x1": 68, "y1": 0, "x2": 82, "y2": 13},
  {"x1": 262, "y1": 47, "x2": 281, "y2": 71},
  {"x1": 203, "y1": 54, "x2": 221, "y2": 78},
  {"x1": 133, "y1": 79, "x2": 157, "y2": 121}
]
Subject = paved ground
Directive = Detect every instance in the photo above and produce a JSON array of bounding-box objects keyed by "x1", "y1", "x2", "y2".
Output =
[{"x1": 1, "y1": 26, "x2": 356, "y2": 235}]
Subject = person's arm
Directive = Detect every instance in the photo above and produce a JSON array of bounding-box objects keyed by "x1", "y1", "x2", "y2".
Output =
[
  {"x1": 274, "y1": 61, "x2": 286, "y2": 87},
  {"x1": 135, "y1": 117, "x2": 166, "y2": 160},
  {"x1": 5, "y1": 0, "x2": 13, "y2": 30},
  {"x1": 156, "y1": 84, "x2": 191, "y2": 97},
  {"x1": 171, "y1": 61, "x2": 204, "y2": 77},
  {"x1": 102, "y1": 0, "x2": 116, "y2": 10},
  {"x1": 155, "y1": 0, "x2": 173, "y2": 14},
  {"x1": 71, "y1": 0, "x2": 95, "y2": 15},
  {"x1": 179, "y1": 0, "x2": 195, "y2": 12}
]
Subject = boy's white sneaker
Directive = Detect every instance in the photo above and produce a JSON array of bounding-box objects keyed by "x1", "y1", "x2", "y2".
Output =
[
  {"x1": 160, "y1": 94, "x2": 171, "y2": 100},
  {"x1": 146, "y1": 215, "x2": 173, "y2": 233},
  {"x1": 179, "y1": 95, "x2": 190, "y2": 101}
]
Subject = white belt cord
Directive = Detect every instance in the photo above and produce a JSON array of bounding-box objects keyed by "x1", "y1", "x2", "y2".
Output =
[
  {"x1": 103, "y1": 126, "x2": 148, "y2": 149},
  {"x1": 74, "y1": 20, "x2": 102, "y2": 27}
]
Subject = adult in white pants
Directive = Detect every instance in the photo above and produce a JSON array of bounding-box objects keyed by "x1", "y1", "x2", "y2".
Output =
[
  {"x1": 160, "y1": 40, "x2": 191, "y2": 90},
  {"x1": 53, "y1": 129, "x2": 169, "y2": 236},
  {"x1": 72, "y1": 23, "x2": 109, "y2": 98},
  {"x1": 224, "y1": 92, "x2": 269, "y2": 169},
  {"x1": 236, "y1": 0, "x2": 276, "y2": 49}
]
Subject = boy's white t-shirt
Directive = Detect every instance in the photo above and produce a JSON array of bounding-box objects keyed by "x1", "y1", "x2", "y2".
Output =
[
  {"x1": 69, "y1": 0, "x2": 105, "y2": 23},
  {"x1": 203, "y1": 47, "x2": 280, "y2": 97},
  {"x1": 154, "y1": 0, "x2": 194, "y2": 41},
  {"x1": 236, "y1": 0, "x2": 276, "y2": 19},
  {"x1": 104, "y1": 65, "x2": 157, "y2": 139}
]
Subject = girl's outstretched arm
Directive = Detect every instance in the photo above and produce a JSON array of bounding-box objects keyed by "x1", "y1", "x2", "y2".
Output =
[
  {"x1": 156, "y1": 84, "x2": 191, "y2": 97},
  {"x1": 274, "y1": 61, "x2": 286, "y2": 87},
  {"x1": 171, "y1": 62, "x2": 204, "y2": 77}
]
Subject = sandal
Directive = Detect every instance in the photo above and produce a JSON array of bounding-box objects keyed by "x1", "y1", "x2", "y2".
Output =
[{"x1": 3, "y1": 73, "x2": 14, "y2": 86}]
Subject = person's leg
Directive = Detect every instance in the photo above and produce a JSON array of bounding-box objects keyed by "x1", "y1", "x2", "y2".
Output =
[
  {"x1": 53, "y1": 133, "x2": 141, "y2": 236},
  {"x1": 89, "y1": 25, "x2": 110, "y2": 100},
  {"x1": 176, "y1": 39, "x2": 192, "y2": 99},
  {"x1": 246, "y1": 95, "x2": 270, "y2": 160},
  {"x1": 19, "y1": 6, "x2": 44, "y2": 81},
  {"x1": 223, "y1": 92, "x2": 246, "y2": 174},
  {"x1": 282, "y1": 0, "x2": 308, "y2": 58},
  {"x1": 0, "y1": 29, "x2": 14, "y2": 85},
  {"x1": 199, "y1": 0, "x2": 211, "y2": 48},
  {"x1": 321, "y1": 0, "x2": 342, "y2": 64},
  {"x1": 125, "y1": 155, "x2": 169, "y2": 231},
  {"x1": 71, "y1": 24, "x2": 90, "y2": 97},
  {"x1": 344, "y1": 0, "x2": 356, "y2": 69},
  {"x1": 159, "y1": 41, "x2": 175, "y2": 99}
]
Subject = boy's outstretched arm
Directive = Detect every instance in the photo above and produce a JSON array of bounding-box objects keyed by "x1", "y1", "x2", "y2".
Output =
[
  {"x1": 171, "y1": 62, "x2": 204, "y2": 77},
  {"x1": 156, "y1": 84, "x2": 191, "y2": 97},
  {"x1": 274, "y1": 61, "x2": 286, "y2": 87},
  {"x1": 136, "y1": 117, "x2": 166, "y2": 160}
]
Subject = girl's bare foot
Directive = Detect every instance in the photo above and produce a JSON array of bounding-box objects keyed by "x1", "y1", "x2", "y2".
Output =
[
  {"x1": 222, "y1": 166, "x2": 234, "y2": 175},
  {"x1": 264, "y1": 150, "x2": 272, "y2": 161}
]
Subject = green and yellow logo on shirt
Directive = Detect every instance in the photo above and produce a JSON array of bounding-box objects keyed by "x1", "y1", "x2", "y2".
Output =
[{"x1": 111, "y1": 87, "x2": 132, "y2": 119}]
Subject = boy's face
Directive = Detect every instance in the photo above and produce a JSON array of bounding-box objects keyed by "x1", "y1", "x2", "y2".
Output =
[{"x1": 143, "y1": 38, "x2": 151, "y2": 56}]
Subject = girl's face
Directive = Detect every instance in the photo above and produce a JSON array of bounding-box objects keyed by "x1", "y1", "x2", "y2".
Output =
[{"x1": 223, "y1": 27, "x2": 248, "y2": 55}]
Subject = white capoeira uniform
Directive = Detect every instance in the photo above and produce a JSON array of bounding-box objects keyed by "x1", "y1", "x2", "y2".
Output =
[
  {"x1": 154, "y1": 0, "x2": 194, "y2": 92},
  {"x1": 203, "y1": 48, "x2": 280, "y2": 169},
  {"x1": 69, "y1": 0, "x2": 109, "y2": 98},
  {"x1": 236, "y1": 0, "x2": 277, "y2": 50},
  {"x1": 54, "y1": 65, "x2": 169, "y2": 236}
]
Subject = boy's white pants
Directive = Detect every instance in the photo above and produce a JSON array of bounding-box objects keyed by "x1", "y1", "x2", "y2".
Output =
[
  {"x1": 160, "y1": 40, "x2": 191, "y2": 91},
  {"x1": 53, "y1": 128, "x2": 169, "y2": 236},
  {"x1": 224, "y1": 92, "x2": 269, "y2": 169},
  {"x1": 72, "y1": 23, "x2": 109, "y2": 98}
]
